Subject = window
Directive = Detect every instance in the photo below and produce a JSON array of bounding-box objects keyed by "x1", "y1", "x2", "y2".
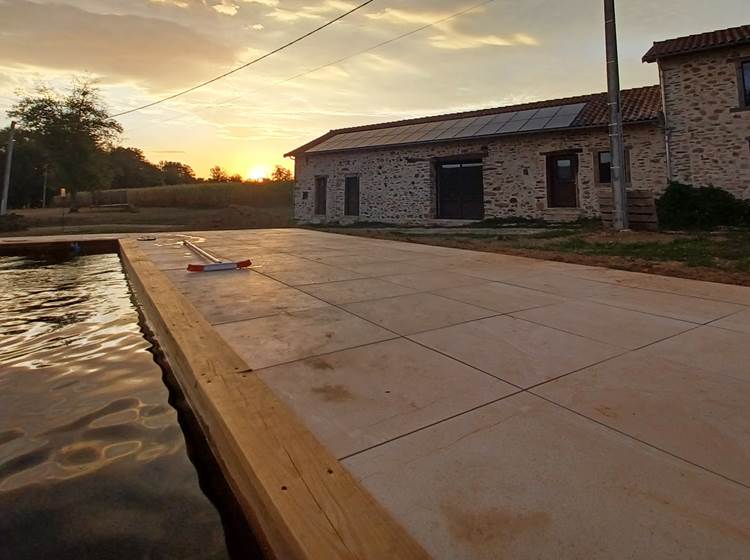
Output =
[
  {"x1": 596, "y1": 150, "x2": 631, "y2": 184},
  {"x1": 314, "y1": 176, "x2": 327, "y2": 215},
  {"x1": 598, "y1": 151, "x2": 613, "y2": 184},
  {"x1": 743, "y1": 61, "x2": 750, "y2": 107},
  {"x1": 344, "y1": 176, "x2": 360, "y2": 216}
]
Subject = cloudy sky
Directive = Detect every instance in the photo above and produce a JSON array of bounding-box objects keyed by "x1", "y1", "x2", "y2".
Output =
[{"x1": 1, "y1": 0, "x2": 747, "y2": 179}]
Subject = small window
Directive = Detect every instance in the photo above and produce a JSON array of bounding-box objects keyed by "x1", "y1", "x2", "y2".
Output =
[
  {"x1": 598, "y1": 151, "x2": 613, "y2": 184},
  {"x1": 314, "y1": 177, "x2": 327, "y2": 215},
  {"x1": 597, "y1": 150, "x2": 631, "y2": 184},
  {"x1": 344, "y1": 176, "x2": 360, "y2": 216},
  {"x1": 743, "y1": 61, "x2": 750, "y2": 107}
]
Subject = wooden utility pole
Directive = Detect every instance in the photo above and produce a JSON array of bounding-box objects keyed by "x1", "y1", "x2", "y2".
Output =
[
  {"x1": 604, "y1": 0, "x2": 628, "y2": 230},
  {"x1": 42, "y1": 164, "x2": 49, "y2": 208},
  {"x1": 1, "y1": 121, "x2": 16, "y2": 216}
]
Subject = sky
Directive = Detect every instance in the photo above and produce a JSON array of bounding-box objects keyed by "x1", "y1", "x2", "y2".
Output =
[{"x1": 1, "y1": 0, "x2": 748, "y2": 179}]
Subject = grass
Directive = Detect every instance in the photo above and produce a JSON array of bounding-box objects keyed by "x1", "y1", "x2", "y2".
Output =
[{"x1": 548, "y1": 233, "x2": 750, "y2": 271}]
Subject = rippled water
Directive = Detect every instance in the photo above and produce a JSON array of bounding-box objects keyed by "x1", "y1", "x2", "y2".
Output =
[{"x1": 0, "y1": 254, "x2": 234, "y2": 559}]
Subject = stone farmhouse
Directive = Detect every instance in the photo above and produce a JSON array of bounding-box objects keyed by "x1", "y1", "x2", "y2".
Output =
[{"x1": 286, "y1": 24, "x2": 750, "y2": 225}]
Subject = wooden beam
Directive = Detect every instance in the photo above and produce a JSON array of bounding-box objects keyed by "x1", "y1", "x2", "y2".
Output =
[{"x1": 119, "y1": 239, "x2": 429, "y2": 560}]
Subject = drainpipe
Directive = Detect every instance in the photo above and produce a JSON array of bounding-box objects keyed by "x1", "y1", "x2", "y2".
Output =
[{"x1": 658, "y1": 63, "x2": 673, "y2": 183}]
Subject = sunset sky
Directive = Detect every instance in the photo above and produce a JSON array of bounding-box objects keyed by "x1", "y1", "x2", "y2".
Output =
[{"x1": 1, "y1": 0, "x2": 747, "y2": 179}]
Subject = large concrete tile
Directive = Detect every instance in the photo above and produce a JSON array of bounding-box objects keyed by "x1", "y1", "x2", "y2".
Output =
[
  {"x1": 503, "y1": 272, "x2": 615, "y2": 299},
  {"x1": 257, "y1": 339, "x2": 516, "y2": 458},
  {"x1": 588, "y1": 285, "x2": 743, "y2": 324},
  {"x1": 380, "y1": 270, "x2": 488, "y2": 291},
  {"x1": 343, "y1": 293, "x2": 495, "y2": 335},
  {"x1": 512, "y1": 300, "x2": 694, "y2": 349},
  {"x1": 411, "y1": 315, "x2": 622, "y2": 388},
  {"x1": 342, "y1": 259, "x2": 451, "y2": 277},
  {"x1": 344, "y1": 393, "x2": 750, "y2": 560},
  {"x1": 709, "y1": 308, "x2": 750, "y2": 335},
  {"x1": 261, "y1": 262, "x2": 365, "y2": 286},
  {"x1": 298, "y1": 278, "x2": 417, "y2": 305},
  {"x1": 534, "y1": 352, "x2": 750, "y2": 485},
  {"x1": 434, "y1": 282, "x2": 566, "y2": 313},
  {"x1": 215, "y1": 306, "x2": 394, "y2": 369},
  {"x1": 635, "y1": 326, "x2": 750, "y2": 379},
  {"x1": 566, "y1": 268, "x2": 750, "y2": 306}
]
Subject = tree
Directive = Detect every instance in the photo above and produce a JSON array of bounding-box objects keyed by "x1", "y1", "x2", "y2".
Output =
[
  {"x1": 109, "y1": 147, "x2": 162, "y2": 188},
  {"x1": 271, "y1": 164, "x2": 293, "y2": 182},
  {"x1": 0, "y1": 126, "x2": 49, "y2": 208},
  {"x1": 160, "y1": 160, "x2": 196, "y2": 185},
  {"x1": 7, "y1": 78, "x2": 122, "y2": 194},
  {"x1": 229, "y1": 173, "x2": 243, "y2": 183},
  {"x1": 209, "y1": 165, "x2": 230, "y2": 183}
]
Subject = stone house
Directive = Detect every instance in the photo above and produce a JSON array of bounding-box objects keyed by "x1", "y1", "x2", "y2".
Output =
[{"x1": 286, "y1": 24, "x2": 750, "y2": 225}]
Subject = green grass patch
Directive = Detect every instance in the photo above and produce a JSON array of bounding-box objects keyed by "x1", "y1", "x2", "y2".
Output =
[{"x1": 548, "y1": 232, "x2": 750, "y2": 270}]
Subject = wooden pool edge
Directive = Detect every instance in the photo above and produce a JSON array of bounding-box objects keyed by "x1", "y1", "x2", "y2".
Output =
[{"x1": 118, "y1": 239, "x2": 430, "y2": 560}]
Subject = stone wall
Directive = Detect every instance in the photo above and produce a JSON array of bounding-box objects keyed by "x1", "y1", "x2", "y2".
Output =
[
  {"x1": 293, "y1": 123, "x2": 667, "y2": 224},
  {"x1": 659, "y1": 45, "x2": 750, "y2": 198}
]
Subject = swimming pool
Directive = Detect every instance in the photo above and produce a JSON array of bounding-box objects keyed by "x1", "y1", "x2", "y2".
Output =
[{"x1": 0, "y1": 253, "x2": 257, "y2": 559}]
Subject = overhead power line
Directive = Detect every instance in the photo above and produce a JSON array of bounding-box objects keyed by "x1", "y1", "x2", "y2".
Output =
[
  {"x1": 110, "y1": 0, "x2": 378, "y2": 118},
  {"x1": 124, "y1": 0, "x2": 497, "y2": 133}
]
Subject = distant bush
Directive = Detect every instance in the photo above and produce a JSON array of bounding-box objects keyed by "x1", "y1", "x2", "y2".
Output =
[
  {"x1": 83, "y1": 181, "x2": 293, "y2": 209},
  {"x1": 0, "y1": 213, "x2": 27, "y2": 232},
  {"x1": 656, "y1": 182, "x2": 750, "y2": 230}
]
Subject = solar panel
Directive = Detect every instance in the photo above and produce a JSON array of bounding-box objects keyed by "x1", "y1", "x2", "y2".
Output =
[{"x1": 306, "y1": 102, "x2": 587, "y2": 152}]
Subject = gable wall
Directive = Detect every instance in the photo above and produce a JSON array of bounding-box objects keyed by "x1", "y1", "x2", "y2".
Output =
[{"x1": 659, "y1": 45, "x2": 750, "y2": 197}]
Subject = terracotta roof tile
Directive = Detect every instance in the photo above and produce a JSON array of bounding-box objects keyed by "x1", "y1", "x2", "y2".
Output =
[
  {"x1": 643, "y1": 24, "x2": 750, "y2": 62},
  {"x1": 286, "y1": 85, "x2": 662, "y2": 156}
]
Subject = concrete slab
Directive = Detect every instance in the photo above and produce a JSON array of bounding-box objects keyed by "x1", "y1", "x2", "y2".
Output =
[
  {"x1": 344, "y1": 393, "x2": 750, "y2": 560},
  {"x1": 165, "y1": 269, "x2": 329, "y2": 324},
  {"x1": 215, "y1": 306, "x2": 395, "y2": 369},
  {"x1": 634, "y1": 326, "x2": 750, "y2": 378},
  {"x1": 298, "y1": 277, "x2": 417, "y2": 305},
  {"x1": 380, "y1": 270, "x2": 488, "y2": 291},
  {"x1": 257, "y1": 338, "x2": 517, "y2": 458},
  {"x1": 709, "y1": 308, "x2": 750, "y2": 335},
  {"x1": 66, "y1": 229, "x2": 750, "y2": 559},
  {"x1": 433, "y1": 281, "x2": 566, "y2": 313},
  {"x1": 534, "y1": 352, "x2": 750, "y2": 486},
  {"x1": 411, "y1": 315, "x2": 623, "y2": 388},
  {"x1": 512, "y1": 299, "x2": 695, "y2": 349},
  {"x1": 343, "y1": 292, "x2": 496, "y2": 335},
  {"x1": 587, "y1": 284, "x2": 743, "y2": 324}
]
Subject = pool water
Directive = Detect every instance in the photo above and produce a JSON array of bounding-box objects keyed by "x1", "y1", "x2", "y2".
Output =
[{"x1": 0, "y1": 253, "x2": 248, "y2": 559}]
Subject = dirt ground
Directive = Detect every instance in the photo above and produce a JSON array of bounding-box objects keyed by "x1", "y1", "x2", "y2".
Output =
[
  {"x1": 4, "y1": 206, "x2": 293, "y2": 236},
  {"x1": 323, "y1": 227, "x2": 750, "y2": 287}
]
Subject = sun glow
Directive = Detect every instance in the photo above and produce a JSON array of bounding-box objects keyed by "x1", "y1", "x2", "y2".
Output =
[{"x1": 247, "y1": 165, "x2": 270, "y2": 181}]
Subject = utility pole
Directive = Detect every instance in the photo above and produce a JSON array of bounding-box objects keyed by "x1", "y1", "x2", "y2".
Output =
[
  {"x1": 1, "y1": 121, "x2": 16, "y2": 216},
  {"x1": 42, "y1": 164, "x2": 49, "y2": 208},
  {"x1": 604, "y1": 0, "x2": 628, "y2": 230}
]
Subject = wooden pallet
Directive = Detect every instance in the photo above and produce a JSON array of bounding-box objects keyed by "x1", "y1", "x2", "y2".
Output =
[{"x1": 600, "y1": 189, "x2": 659, "y2": 231}]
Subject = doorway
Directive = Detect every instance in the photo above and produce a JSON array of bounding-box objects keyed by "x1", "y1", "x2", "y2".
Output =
[
  {"x1": 546, "y1": 153, "x2": 578, "y2": 208},
  {"x1": 436, "y1": 160, "x2": 484, "y2": 220}
]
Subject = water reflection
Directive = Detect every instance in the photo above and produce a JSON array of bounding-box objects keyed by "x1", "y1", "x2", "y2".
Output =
[{"x1": 0, "y1": 254, "x2": 231, "y2": 559}]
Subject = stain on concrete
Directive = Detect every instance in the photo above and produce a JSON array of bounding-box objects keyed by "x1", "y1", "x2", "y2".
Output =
[
  {"x1": 441, "y1": 502, "x2": 550, "y2": 550},
  {"x1": 308, "y1": 357, "x2": 334, "y2": 371},
  {"x1": 595, "y1": 405, "x2": 619, "y2": 419},
  {"x1": 311, "y1": 384, "x2": 353, "y2": 402}
]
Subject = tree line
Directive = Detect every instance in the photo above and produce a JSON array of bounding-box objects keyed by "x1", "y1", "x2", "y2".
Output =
[{"x1": 0, "y1": 79, "x2": 293, "y2": 209}]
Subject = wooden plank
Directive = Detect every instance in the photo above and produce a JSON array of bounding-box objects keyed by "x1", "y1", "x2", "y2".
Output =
[{"x1": 119, "y1": 239, "x2": 429, "y2": 560}]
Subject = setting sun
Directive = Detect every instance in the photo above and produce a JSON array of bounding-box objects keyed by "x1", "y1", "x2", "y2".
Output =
[{"x1": 247, "y1": 165, "x2": 270, "y2": 181}]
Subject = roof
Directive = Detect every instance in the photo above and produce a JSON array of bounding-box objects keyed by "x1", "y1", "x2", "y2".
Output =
[
  {"x1": 643, "y1": 24, "x2": 750, "y2": 63},
  {"x1": 286, "y1": 85, "x2": 662, "y2": 157}
]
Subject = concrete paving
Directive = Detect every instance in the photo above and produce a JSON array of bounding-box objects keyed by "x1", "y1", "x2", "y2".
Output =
[{"x1": 107, "y1": 229, "x2": 750, "y2": 557}]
